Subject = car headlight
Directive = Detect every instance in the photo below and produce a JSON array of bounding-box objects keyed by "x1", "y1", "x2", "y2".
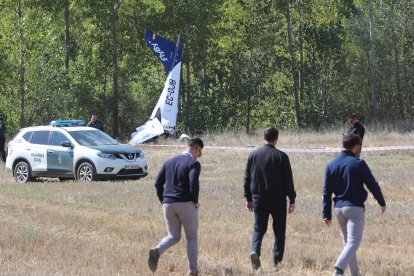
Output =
[
  {"x1": 97, "y1": 153, "x2": 116, "y2": 160},
  {"x1": 138, "y1": 151, "x2": 145, "y2": 158}
]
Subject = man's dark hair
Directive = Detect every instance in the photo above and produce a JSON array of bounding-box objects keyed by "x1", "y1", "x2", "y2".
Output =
[
  {"x1": 188, "y1": 137, "x2": 204, "y2": 149},
  {"x1": 347, "y1": 113, "x2": 357, "y2": 119},
  {"x1": 264, "y1": 127, "x2": 279, "y2": 142},
  {"x1": 343, "y1": 133, "x2": 362, "y2": 150}
]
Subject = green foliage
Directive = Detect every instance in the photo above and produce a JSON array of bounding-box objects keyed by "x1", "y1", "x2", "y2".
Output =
[{"x1": 0, "y1": 0, "x2": 413, "y2": 138}]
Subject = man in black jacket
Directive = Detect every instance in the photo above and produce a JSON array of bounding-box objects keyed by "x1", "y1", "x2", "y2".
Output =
[
  {"x1": 87, "y1": 113, "x2": 104, "y2": 131},
  {"x1": 0, "y1": 114, "x2": 6, "y2": 162},
  {"x1": 244, "y1": 127, "x2": 296, "y2": 270},
  {"x1": 346, "y1": 114, "x2": 365, "y2": 158},
  {"x1": 148, "y1": 138, "x2": 204, "y2": 276}
]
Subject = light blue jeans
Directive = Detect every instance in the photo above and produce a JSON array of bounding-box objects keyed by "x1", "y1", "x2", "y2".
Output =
[
  {"x1": 334, "y1": 206, "x2": 365, "y2": 276},
  {"x1": 156, "y1": 202, "x2": 198, "y2": 273}
]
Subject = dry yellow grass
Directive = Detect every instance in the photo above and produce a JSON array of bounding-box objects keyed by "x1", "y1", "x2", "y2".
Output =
[{"x1": 0, "y1": 130, "x2": 413, "y2": 275}]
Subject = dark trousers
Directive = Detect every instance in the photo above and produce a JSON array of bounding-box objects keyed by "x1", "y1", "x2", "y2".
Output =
[
  {"x1": 0, "y1": 136, "x2": 5, "y2": 161},
  {"x1": 251, "y1": 199, "x2": 287, "y2": 263}
]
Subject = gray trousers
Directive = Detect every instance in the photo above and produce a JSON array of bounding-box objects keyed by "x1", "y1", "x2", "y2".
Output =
[
  {"x1": 156, "y1": 202, "x2": 198, "y2": 273},
  {"x1": 334, "y1": 206, "x2": 365, "y2": 276}
]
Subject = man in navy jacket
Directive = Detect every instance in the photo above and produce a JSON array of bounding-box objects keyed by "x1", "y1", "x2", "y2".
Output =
[
  {"x1": 244, "y1": 127, "x2": 296, "y2": 270},
  {"x1": 148, "y1": 138, "x2": 203, "y2": 276},
  {"x1": 323, "y1": 133, "x2": 386, "y2": 276}
]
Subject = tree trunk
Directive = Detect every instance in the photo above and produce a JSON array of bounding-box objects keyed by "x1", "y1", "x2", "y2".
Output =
[
  {"x1": 64, "y1": 0, "x2": 70, "y2": 73},
  {"x1": 298, "y1": 1, "x2": 304, "y2": 101},
  {"x1": 369, "y1": 0, "x2": 378, "y2": 122},
  {"x1": 202, "y1": 61, "x2": 207, "y2": 96},
  {"x1": 246, "y1": 82, "x2": 251, "y2": 133},
  {"x1": 111, "y1": 0, "x2": 119, "y2": 137},
  {"x1": 103, "y1": 72, "x2": 107, "y2": 128},
  {"x1": 286, "y1": 0, "x2": 301, "y2": 127},
  {"x1": 185, "y1": 0, "x2": 191, "y2": 132},
  {"x1": 246, "y1": 32, "x2": 254, "y2": 134},
  {"x1": 17, "y1": 0, "x2": 25, "y2": 128},
  {"x1": 390, "y1": 0, "x2": 401, "y2": 116}
]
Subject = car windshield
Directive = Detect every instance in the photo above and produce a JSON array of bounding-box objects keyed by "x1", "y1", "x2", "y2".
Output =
[{"x1": 69, "y1": 130, "x2": 118, "y2": 146}]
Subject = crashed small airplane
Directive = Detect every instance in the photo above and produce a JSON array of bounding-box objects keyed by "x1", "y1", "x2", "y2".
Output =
[{"x1": 130, "y1": 29, "x2": 189, "y2": 144}]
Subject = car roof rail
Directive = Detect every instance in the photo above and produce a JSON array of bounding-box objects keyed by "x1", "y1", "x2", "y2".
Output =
[{"x1": 50, "y1": 120, "x2": 86, "y2": 127}]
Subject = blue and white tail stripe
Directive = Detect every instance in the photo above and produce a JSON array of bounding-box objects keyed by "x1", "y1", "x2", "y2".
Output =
[{"x1": 130, "y1": 30, "x2": 183, "y2": 144}]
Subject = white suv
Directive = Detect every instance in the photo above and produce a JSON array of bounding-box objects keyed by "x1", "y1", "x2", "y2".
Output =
[{"x1": 6, "y1": 125, "x2": 148, "y2": 183}]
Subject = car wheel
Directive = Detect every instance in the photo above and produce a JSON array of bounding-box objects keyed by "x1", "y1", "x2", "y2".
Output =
[
  {"x1": 76, "y1": 162, "x2": 96, "y2": 182},
  {"x1": 14, "y1": 161, "x2": 32, "y2": 184}
]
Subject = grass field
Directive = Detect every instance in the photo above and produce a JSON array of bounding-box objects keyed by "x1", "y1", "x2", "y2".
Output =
[{"x1": 1, "y1": 130, "x2": 413, "y2": 275}]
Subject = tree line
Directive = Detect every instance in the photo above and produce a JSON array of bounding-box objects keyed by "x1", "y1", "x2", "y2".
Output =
[{"x1": 0, "y1": 0, "x2": 413, "y2": 139}]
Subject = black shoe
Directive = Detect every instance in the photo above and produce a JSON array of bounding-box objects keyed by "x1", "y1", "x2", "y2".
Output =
[
  {"x1": 250, "y1": 252, "x2": 261, "y2": 271},
  {"x1": 273, "y1": 256, "x2": 280, "y2": 267},
  {"x1": 148, "y1": 248, "x2": 160, "y2": 272},
  {"x1": 332, "y1": 267, "x2": 345, "y2": 276}
]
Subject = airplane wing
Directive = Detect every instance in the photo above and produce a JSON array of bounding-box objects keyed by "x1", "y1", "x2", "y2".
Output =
[{"x1": 129, "y1": 118, "x2": 164, "y2": 145}]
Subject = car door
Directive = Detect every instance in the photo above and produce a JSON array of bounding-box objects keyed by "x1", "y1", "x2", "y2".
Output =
[
  {"x1": 28, "y1": 130, "x2": 50, "y2": 173},
  {"x1": 47, "y1": 131, "x2": 74, "y2": 176}
]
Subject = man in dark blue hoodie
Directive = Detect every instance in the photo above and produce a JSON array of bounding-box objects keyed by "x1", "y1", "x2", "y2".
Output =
[
  {"x1": 148, "y1": 138, "x2": 204, "y2": 276},
  {"x1": 323, "y1": 133, "x2": 386, "y2": 276}
]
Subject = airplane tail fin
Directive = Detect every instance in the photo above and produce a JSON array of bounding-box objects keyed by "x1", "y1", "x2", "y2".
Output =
[{"x1": 130, "y1": 30, "x2": 183, "y2": 145}]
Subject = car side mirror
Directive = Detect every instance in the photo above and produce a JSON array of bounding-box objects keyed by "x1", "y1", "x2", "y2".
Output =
[{"x1": 61, "y1": 141, "x2": 73, "y2": 148}]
